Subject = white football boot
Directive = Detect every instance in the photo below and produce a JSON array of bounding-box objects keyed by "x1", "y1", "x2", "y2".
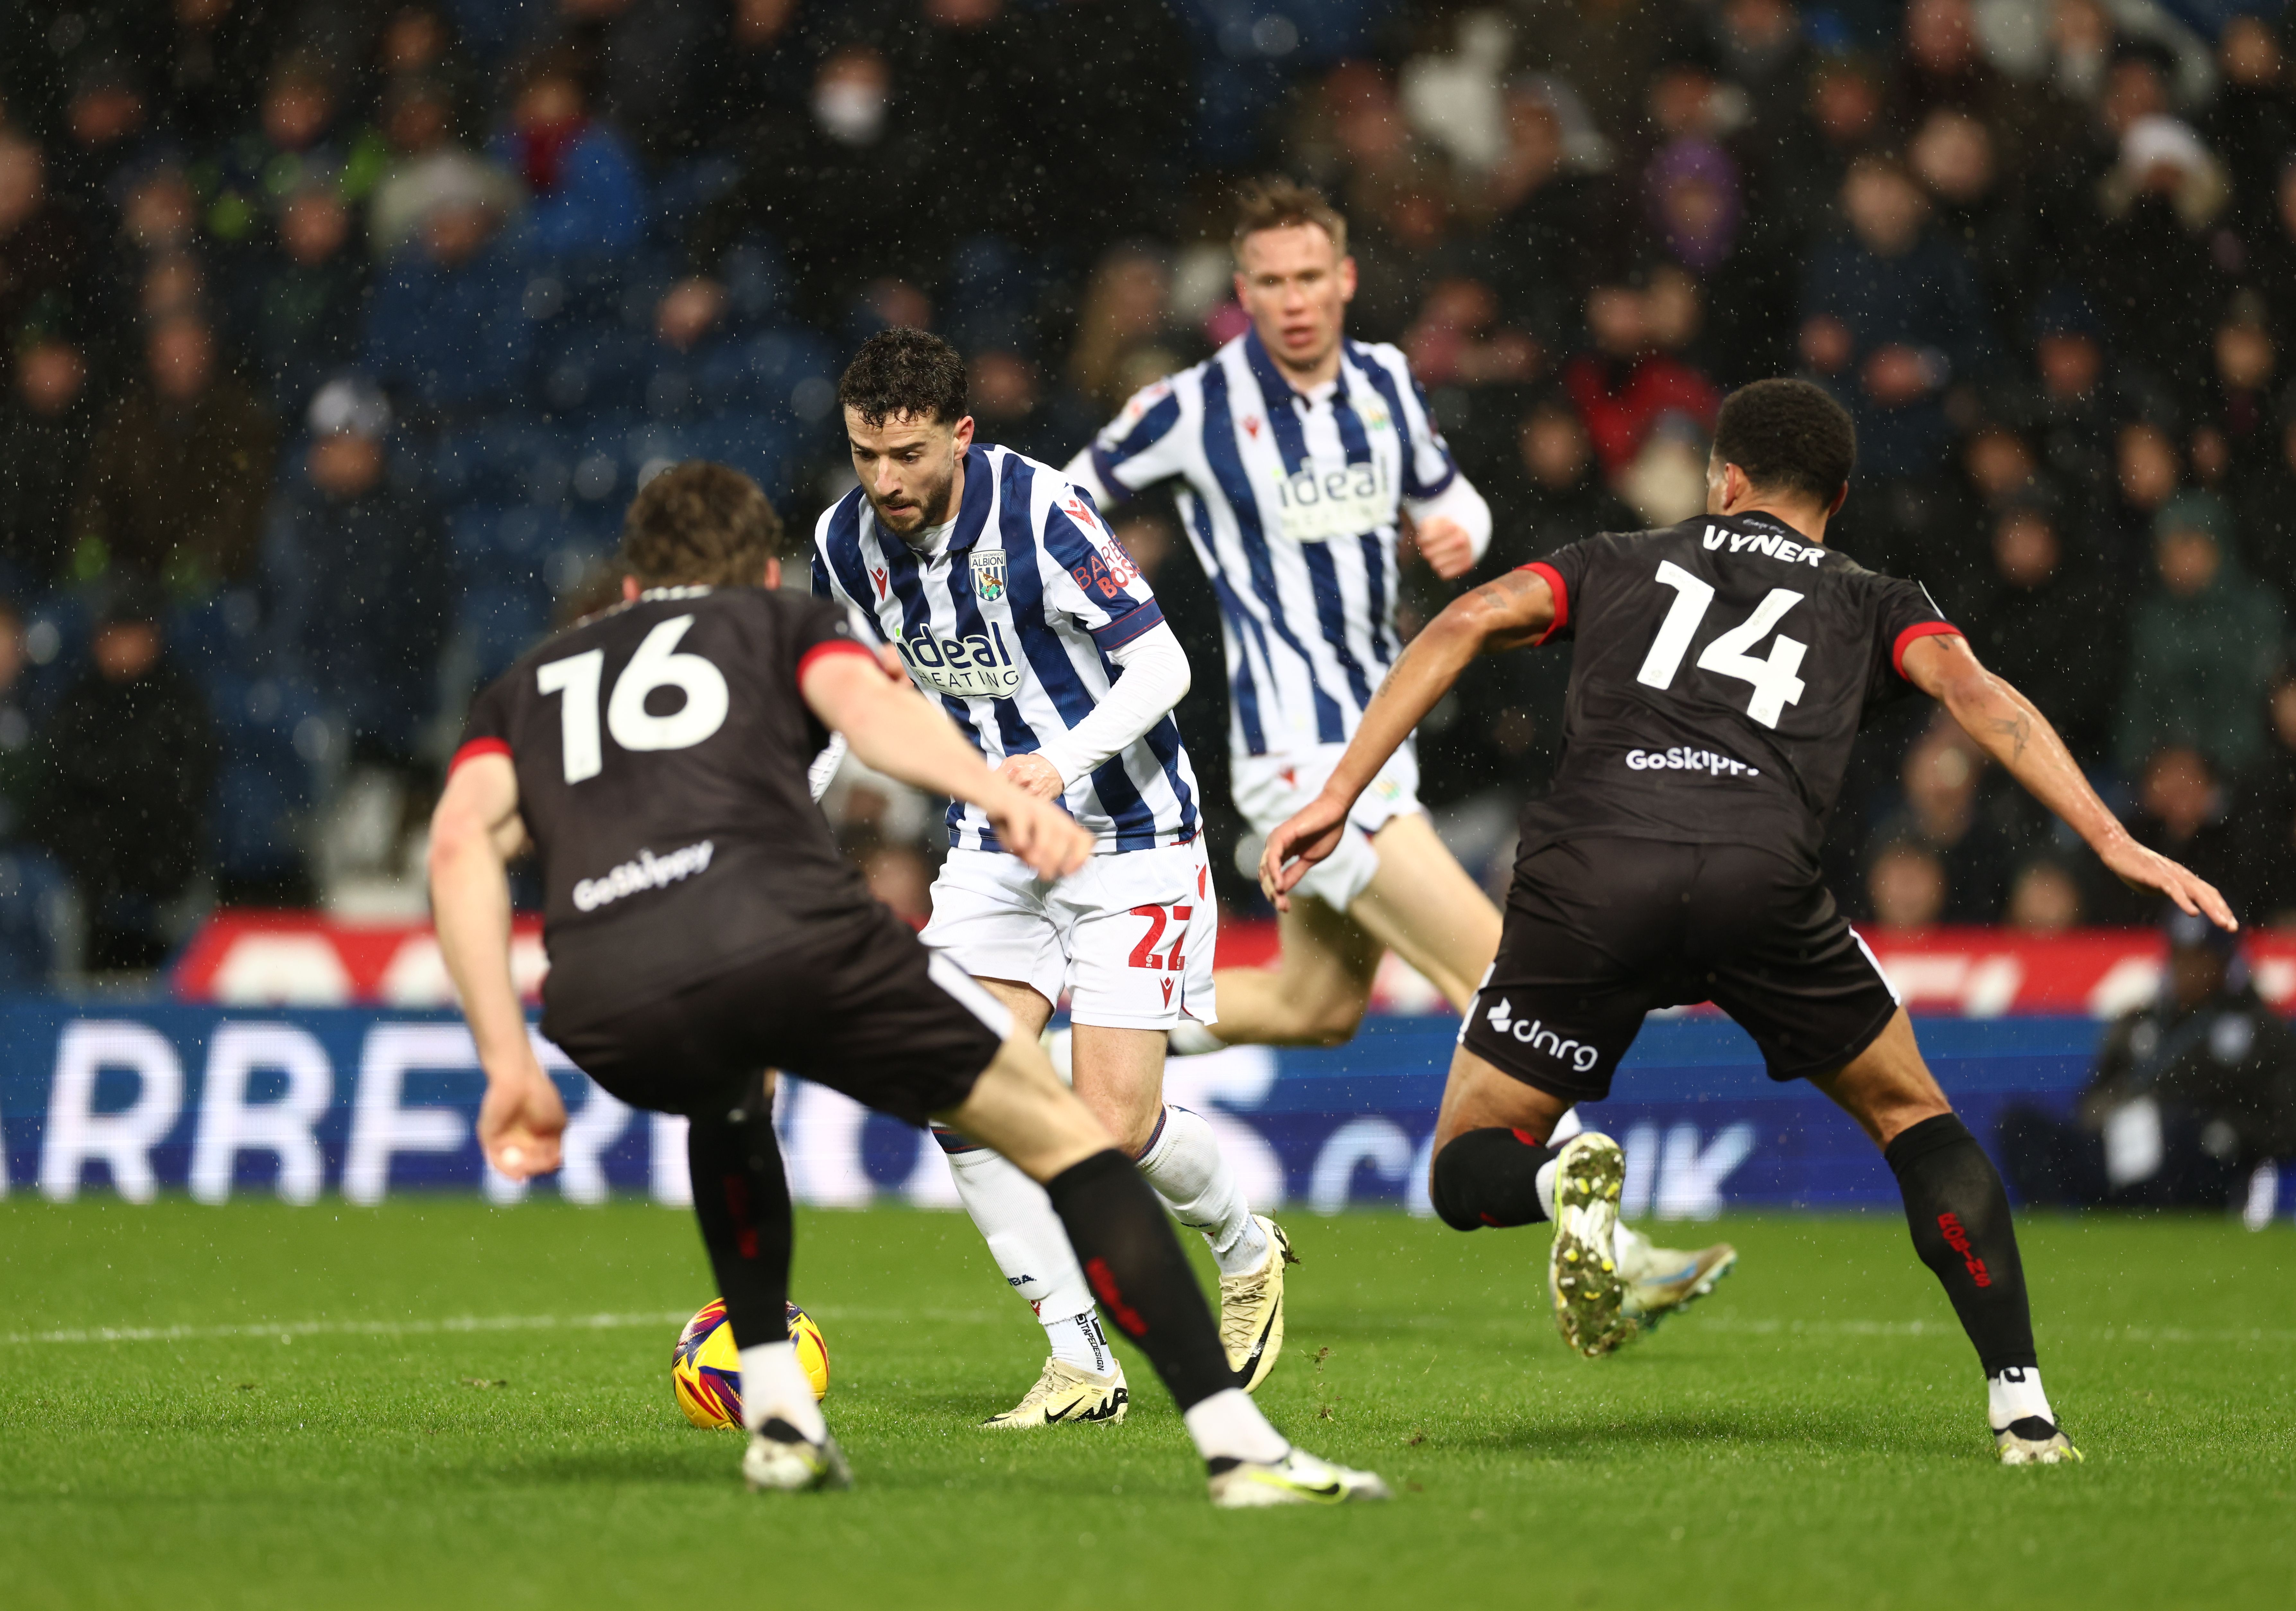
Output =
[
  {"x1": 1995, "y1": 1417, "x2": 2083, "y2": 1466},
  {"x1": 742, "y1": 1419, "x2": 853, "y2": 1492},
  {"x1": 1207, "y1": 1446, "x2": 1393, "y2": 1508},
  {"x1": 1219, "y1": 1216, "x2": 1297, "y2": 1392},
  {"x1": 980, "y1": 1357, "x2": 1130, "y2": 1428},
  {"x1": 1616, "y1": 1225, "x2": 1738, "y2": 1334},
  {"x1": 1550, "y1": 1132, "x2": 1633, "y2": 1358}
]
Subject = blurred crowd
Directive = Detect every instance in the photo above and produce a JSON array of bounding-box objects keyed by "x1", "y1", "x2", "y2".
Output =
[{"x1": 1, "y1": 0, "x2": 2294, "y2": 980}]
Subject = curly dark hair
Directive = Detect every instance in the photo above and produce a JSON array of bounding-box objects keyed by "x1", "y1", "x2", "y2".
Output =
[
  {"x1": 1712, "y1": 378, "x2": 1857, "y2": 505},
  {"x1": 837, "y1": 327, "x2": 968, "y2": 427},
  {"x1": 619, "y1": 461, "x2": 790, "y2": 586}
]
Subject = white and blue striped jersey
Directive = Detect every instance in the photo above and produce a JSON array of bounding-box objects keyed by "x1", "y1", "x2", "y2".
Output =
[
  {"x1": 1069, "y1": 329, "x2": 1467, "y2": 759},
  {"x1": 811, "y1": 442, "x2": 1200, "y2": 854}
]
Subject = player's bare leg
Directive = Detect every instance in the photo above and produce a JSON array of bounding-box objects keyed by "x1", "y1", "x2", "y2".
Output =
[
  {"x1": 1812, "y1": 1010, "x2": 2080, "y2": 1465},
  {"x1": 946, "y1": 979, "x2": 1290, "y2": 1414},
  {"x1": 1424, "y1": 1048, "x2": 1626, "y2": 1353},
  {"x1": 943, "y1": 1031, "x2": 1389, "y2": 1504},
  {"x1": 935, "y1": 979, "x2": 1129, "y2": 1426},
  {"x1": 1423, "y1": 1049, "x2": 1736, "y2": 1352},
  {"x1": 1064, "y1": 1016, "x2": 1293, "y2": 1391},
  {"x1": 1345, "y1": 812, "x2": 1504, "y2": 1012},
  {"x1": 1066, "y1": 1003, "x2": 1263, "y2": 1401},
  {"x1": 1190, "y1": 888, "x2": 1383, "y2": 1047},
  {"x1": 1182, "y1": 813, "x2": 1497, "y2": 1049}
]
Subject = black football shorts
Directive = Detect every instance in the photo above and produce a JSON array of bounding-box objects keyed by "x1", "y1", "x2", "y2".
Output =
[
  {"x1": 1460, "y1": 836, "x2": 1900, "y2": 1104},
  {"x1": 544, "y1": 904, "x2": 1011, "y2": 1127}
]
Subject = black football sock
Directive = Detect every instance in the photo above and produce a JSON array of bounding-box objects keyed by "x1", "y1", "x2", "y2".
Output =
[
  {"x1": 1885, "y1": 1113, "x2": 2041, "y2": 1386},
  {"x1": 1429, "y1": 1127, "x2": 1558, "y2": 1231},
  {"x1": 1043, "y1": 1148, "x2": 1235, "y2": 1411},
  {"x1": 685, "y1": 1077, "x2": 794, "y2": 1367}
]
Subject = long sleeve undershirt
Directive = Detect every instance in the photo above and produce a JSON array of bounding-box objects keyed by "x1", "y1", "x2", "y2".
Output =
[
  {"x1": 1406, "y1": 472, "x2": 1494, "y2": 565},
  {"x1": 1033, "y1": 620, "x2": 1190, "y2": 788}
]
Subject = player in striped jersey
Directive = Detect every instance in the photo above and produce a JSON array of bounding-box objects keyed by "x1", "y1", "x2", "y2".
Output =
[
  {"x1": 1064, "y1": 180, "x2": 1735, "y2": 1338},
  {"x1": 1064, "y1": 177, "x2": 1501, "y2": 1047},
  {"x1": 813, "y1": 330, "x2": 1297, "y2": 1427}
]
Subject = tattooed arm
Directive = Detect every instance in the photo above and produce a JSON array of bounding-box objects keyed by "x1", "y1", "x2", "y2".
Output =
[
  {"x1": 1900, "y1": 632, "x2": 2236, "y2": 929},
  {"x1": 1258, "y1": 568, "x2": 1557, "y2": 905}
]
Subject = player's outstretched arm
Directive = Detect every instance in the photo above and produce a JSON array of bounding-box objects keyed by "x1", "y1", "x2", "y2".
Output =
[
  {"x1": 801, "y1": 648, "x2": 1093, "y2": 882},
  {"x1": 427, "y1": 752, "x2": 567, "y2": 1179},
  {"x1": 1258, "y1": 567, "x2": 1556, "y2": 907},
  {"x1": 1901, "y1": 632, "x2": 2237, "y2": 930}
]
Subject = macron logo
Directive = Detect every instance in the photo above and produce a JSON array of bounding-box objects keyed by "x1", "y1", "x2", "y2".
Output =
[{"x1": 1488, "y1": 997, "x2": 1514, "y2": 1033}]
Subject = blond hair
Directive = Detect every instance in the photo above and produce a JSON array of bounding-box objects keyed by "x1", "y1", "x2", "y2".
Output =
[{"x1": 1231, "y1": 176, "x2": 1348, "y2": 262}]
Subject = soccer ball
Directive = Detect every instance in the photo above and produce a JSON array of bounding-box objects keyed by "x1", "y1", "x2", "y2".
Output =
[{"x1": 671, "y1": 1298, "x2": 830, "y2": 1430}]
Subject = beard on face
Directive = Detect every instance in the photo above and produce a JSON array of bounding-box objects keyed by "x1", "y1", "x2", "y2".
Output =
[{"x1": 868, "y1": 459, "x2": 958, "y2": 540}]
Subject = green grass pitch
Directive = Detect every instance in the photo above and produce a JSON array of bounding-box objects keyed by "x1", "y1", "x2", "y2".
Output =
[{"x1": 3, "y1": 1200, "x2": 2291, "y2": 1610}]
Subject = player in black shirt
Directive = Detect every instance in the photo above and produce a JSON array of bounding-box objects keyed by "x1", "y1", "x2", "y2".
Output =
[
  {"x1": 429, "y1": 462, "x2": 1387, "y2": 1506},
  {"x1": 1262, "y1": 381, "x2": 2235, "y2": 1466}
]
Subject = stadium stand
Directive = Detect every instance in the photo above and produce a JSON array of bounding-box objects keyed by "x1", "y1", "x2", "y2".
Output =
[{"x1": 0, "y1": 0, "x2": 2292, "y2": 976}]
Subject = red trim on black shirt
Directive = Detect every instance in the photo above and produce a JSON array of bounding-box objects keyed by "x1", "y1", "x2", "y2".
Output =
[
  {"x1": 448, "y1": 737, "x2": 511, "y2": 775},
  {"x1": 796, "y1": 638, "x2": 881, "y2": 683},
  {"x1": 1522, "y1": 560, "x2": 1569, "y2": 645},
  {"x1": 1892, "y1": 620, "x2": 1964, "y2": 680}
]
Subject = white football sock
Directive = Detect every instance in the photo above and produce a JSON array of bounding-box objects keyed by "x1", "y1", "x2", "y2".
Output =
[
  {"x1": 1045, "y1": 1028, "x2": 1076, "y2": 1085},
  {"x1": 1987, "y1": 1365, "x2": 2055, "y2": 1429},
  {"x1": 1135, "y1": 1105, "x2": 1268, "y2": 1277},
  {"x1": 942, "y1": 1135, "x2": 1096, "y2": 1332},
  {"x1": 1535, "y1": 1157, "x2": 1560, "y2": 1221},
  {"x1": 1047, "y1": 1310, "x2": 1115, "y2": 1374},
  {"x1": 1167, "y1": 1021, "x2": 1228, "y2": 1057},
  {"x1": 1181, "y1": 1387, "x2": 1289, "y2": 1464},
  {"x1": 738, "y1": 1340, "x2": 826, "y2": 1443}
]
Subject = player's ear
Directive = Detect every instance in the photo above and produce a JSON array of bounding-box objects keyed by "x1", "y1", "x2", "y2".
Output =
[
  {"x1": 952, "y1": 413, "x2": 976, "y2": 452},
  {"x1": 1337, "y1": 255, "x2": 1358, "y2": 302},
  {"x1": 1827, "y1": 481, "x2": 1850, "y2": 517},
  {"x1": 621, "y1": 575, "x2": 642, "y2": 602},
  {"x1": 761, "y1": 556, "x2": 782, "y2": 590}
]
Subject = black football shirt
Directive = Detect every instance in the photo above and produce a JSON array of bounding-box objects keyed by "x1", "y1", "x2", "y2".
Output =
[
  {"x1": 455, "y1": 585, "x2": 877, "y2": 1029},
  {"x1": 1516, "y1": 511, "x2": 1959, "y2": 869}
]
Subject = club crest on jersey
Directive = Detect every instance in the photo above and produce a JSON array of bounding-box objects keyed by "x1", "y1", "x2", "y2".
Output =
[
  {"x1": 969, "y1": 546, "x2": 1008, "y2": 603},
  {"x1": 894, "y1": 623, "x2": 1025, "y2": 700}
]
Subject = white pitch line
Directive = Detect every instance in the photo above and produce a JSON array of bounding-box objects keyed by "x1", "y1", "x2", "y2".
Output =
[
  {"x1": 13, "y1": 1309, "x2": 2290, "y2": 1350},
  {"x1": 1694, "y1": 1316, "x2": 2296, "y2": 1347},
  {"x1": 0, "y1": 1311, "x2": 695, "y2": 1347},
  {"x1": 0, "y1": 1304, "x2": 1009, "y2": 1348}
]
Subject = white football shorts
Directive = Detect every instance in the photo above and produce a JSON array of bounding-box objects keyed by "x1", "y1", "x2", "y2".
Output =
[
  {"x1": 1231, "y1": 740, "x2": 1421, "y2": 913},
  {"x1": 921, "y1": 838, "x2": 1219, "y2": 1031}
]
